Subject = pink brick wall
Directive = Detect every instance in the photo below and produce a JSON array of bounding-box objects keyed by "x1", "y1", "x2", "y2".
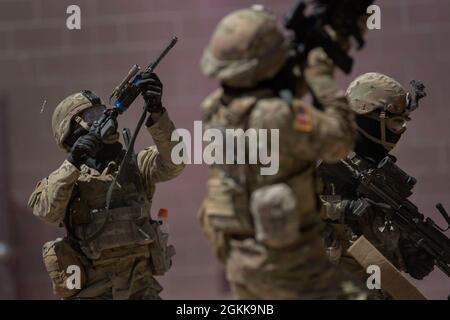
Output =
[{"x1": 0, "y1": 0, "x2": 449, "y2": 299}]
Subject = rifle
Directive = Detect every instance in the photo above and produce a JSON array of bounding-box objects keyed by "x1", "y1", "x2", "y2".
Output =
[
  {"x1": 340, "y1": 155, "x2": 450, "y2": 277},
  {"x1": 284, "y1": 0, "x2": 374, "y2": 74}
]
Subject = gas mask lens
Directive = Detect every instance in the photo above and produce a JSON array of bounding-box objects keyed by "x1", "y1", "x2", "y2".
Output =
[
  {"x1": 386, "y1": 116, "x2": 409, "y2": 134},
  {"x1": 80, "y1": 105, "x2": 106, "y2": 126}
]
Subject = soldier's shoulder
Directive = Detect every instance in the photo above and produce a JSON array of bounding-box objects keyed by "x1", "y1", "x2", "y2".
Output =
[
  {"x1": 254, "y1": 96, "x2": 290, "y2": 109},
  {"x1": 201, "y1": 89, "x2": 223, "y2": 121},
  {"x1": 250, "y1": 97, "x2": 292, "y2": 128}
]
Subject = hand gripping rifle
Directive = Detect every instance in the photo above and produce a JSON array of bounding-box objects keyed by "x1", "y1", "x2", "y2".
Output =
[{"x1": 88, "y1": 37, "x2": 178, "y2": 147}]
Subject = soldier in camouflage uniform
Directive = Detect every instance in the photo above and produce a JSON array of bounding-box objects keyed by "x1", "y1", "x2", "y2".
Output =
[
  {"x1": 318, "y1": 72, "x2": 435, "y2": 299},
  {"x1": 28, "y1": 72, "x2": 184, "y2": 299},
  {"x1": 198, "y1": 6, "x2": 367, "y2": 299}
]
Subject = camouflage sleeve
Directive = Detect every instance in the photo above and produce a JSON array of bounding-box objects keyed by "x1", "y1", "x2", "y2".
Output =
[
  {"x1": 301, "y1": 48, "x2": 356, "y2": 161},
  {"x1": 27, "y1": 160, "x2": 80, "y2": 226},
  {"x1": 137, "y1": 110, "x2": 185, "y2": 191}
]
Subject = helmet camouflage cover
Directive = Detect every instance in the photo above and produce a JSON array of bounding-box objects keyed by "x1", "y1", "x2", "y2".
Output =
[
  {"x1": 346, "y1": 72, "x2": 408, "y2": 115},
  {"x1": 201, "y1": 5, "x2": 289, "y2": 88},
  {"x1": 52, "y1": 93, "x2": 96, "y2": 151}
]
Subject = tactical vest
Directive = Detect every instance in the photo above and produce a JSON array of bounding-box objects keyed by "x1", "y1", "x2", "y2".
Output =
[
  {"x1": 66, "y1": 153, "x2": 173, "y2": 274},
  {"x1": 201, "y1": 89, "x2": 321, "y2": 241}
]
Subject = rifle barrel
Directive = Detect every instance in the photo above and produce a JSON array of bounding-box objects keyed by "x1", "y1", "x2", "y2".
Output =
[{"x1": 145, "y1": 37, "x2": 178, "y2": 74}]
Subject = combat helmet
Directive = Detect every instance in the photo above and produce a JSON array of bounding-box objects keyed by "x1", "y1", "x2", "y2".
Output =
[
  {"x1": 52, "y1": 91, "x2": 103, "y2": 151},
  {"x1": 200, "y1": 5, "x2": 289, "y2": 88},
  {"x1": 346, "y1": 72, "x2": 409, "y2": 116},
  {"x1": 346, "y1": 72, "x2": 424, "y2": 151}
]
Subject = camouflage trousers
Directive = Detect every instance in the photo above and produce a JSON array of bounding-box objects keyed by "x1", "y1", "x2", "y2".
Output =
[
  {"x1": 69, "y1": 256, "x2": 162, "y2": 300},
  {"x1": 225, "y1": 237, "x2": 367, "y2": 300}
]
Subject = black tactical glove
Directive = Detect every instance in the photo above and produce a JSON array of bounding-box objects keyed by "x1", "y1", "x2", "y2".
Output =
[
  {"x1": 137, "y1": 71, "x2": 163, "y2": 113},
  {"x1": 345, "y1": 198, "x2": 372, "y2": 218},
  {"x1": 345, "y1": 198, "x2": 391, "y2": 217},
  {"x1": 343, "y1": 198, "x2": 392, "y2": 229},
  {"x1": 67, "y1": 132, "x2": 101, "y2": 169},
  {"x1": 399, "y1": 238, "x2": 435, "y2": 280}
]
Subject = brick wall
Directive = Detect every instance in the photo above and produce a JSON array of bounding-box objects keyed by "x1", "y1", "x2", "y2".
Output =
[{"x1": 0, "y1": 0, "x2": 448, "y2": 299}]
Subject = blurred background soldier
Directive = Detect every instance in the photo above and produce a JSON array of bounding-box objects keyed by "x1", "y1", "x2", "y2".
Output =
[
  {"x1": 319, "y1": 72, "x2": 435, "y2": 299},
  {"x1": 28, "y1": 72, "x2": 184, "y2": 299},
  {"x1": 198, "y1": 5, "x2": 369, "y2": 299}
]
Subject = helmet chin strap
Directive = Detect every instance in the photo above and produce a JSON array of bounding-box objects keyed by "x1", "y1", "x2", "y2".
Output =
[
  {"x1": 356, "y1": 126, "x2": 397, "y2": 151},
  {"x1": 357, "y1": 111, "x2": 398, "y2": 151},
  {"x1": 379, "y1": 111, "x2": 387, "y2": 144},
  {"x1": 74, "y1": 115, "x2": 90, "y2": 131}
]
